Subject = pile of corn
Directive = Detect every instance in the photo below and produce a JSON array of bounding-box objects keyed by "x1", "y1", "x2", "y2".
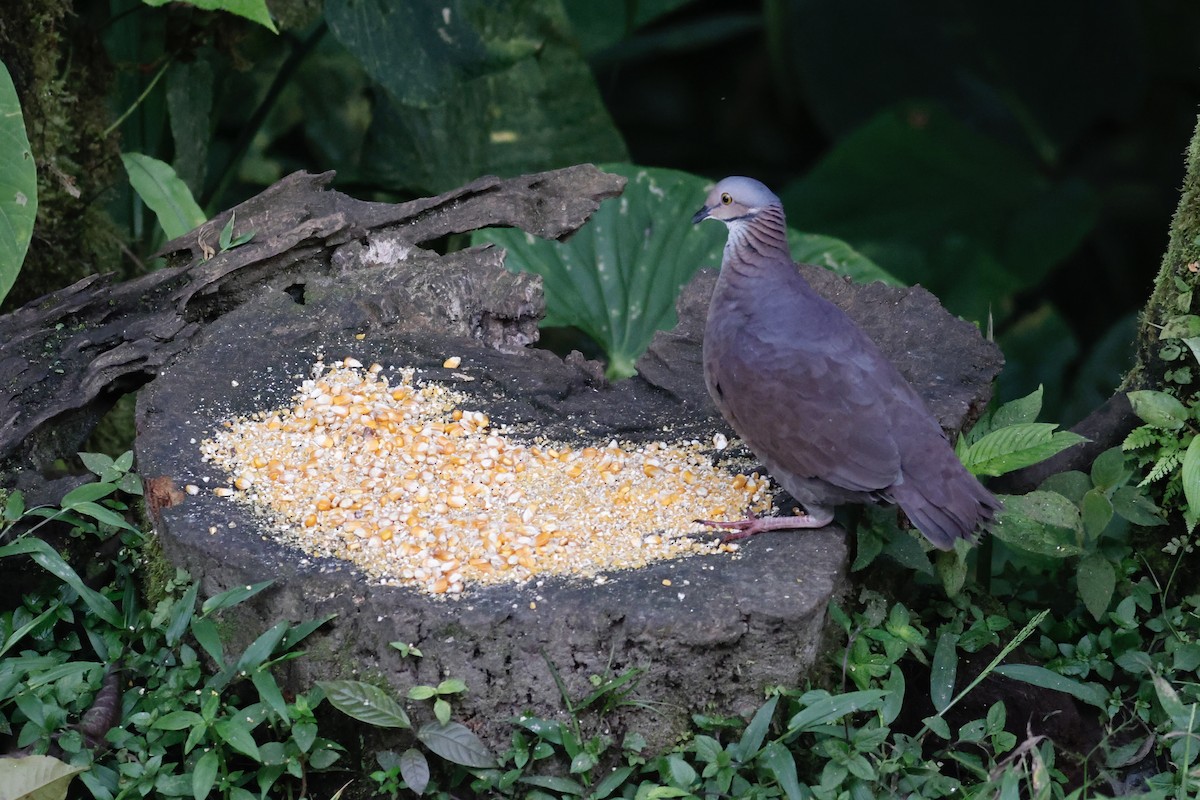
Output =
[{"x1": 198, "y1": 356, "x2": 775, "y2": 596}]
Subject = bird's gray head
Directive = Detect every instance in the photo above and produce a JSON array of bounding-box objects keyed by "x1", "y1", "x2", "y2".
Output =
[{"x1": 691, "y1": 176, "x2": 783, "y2": 225}]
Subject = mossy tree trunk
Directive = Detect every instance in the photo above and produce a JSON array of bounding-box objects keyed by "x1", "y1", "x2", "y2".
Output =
[{"x1": 1129, "y1": 113, "x2": 1200, "y2": 397}]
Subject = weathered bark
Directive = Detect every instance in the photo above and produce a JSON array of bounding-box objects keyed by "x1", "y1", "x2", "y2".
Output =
[{"x1": 0, "y1": 166, "x2": 626, "y2": 484}]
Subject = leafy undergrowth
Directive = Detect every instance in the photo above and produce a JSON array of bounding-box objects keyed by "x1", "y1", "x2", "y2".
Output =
[{"x1": 0, "y1": 430, "x2": 1197, "y2": 800}]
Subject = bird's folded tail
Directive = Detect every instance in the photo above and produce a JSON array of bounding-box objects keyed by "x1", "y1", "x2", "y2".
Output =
[{"x1": 887, "y1": 455, "x2": 1002, "y2": 551}]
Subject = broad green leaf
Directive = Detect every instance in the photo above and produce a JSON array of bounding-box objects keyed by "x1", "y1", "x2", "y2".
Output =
[
  {"x1": 1126, "y1": 390, "x2": 1189, "y2": 430},
  {"x1": 65, "y1": 501, "x2": 134, "y2": 531},
  {"x1": 141, "y1": 0, "x2": 277, "y2": 32},
  {"x1": 959, "y1": 423, "x2": 1087, "y2": 477},
  {"x1": 292, "y1": 722, "x2": 317, "y2": 754},
  {"x1": 1110, "y1": 486, "x2": 1165, "y2": 526},
  {"x1": 279, "y1": 613, "x2": 336, "y2": 650},
  {"x1": 786, "y1": 690, "x2": 888, "y2": 732},
  {"x1": 121, "y1": 152, "x2": 206, "y2": 240},
  {"x1": 252, "y1": 669, "x2": 288, "y2": 721},
  {"x1": 398, "y1": 748, "x2": 430, "y2": 796},
  {"x1": 881, "y1": 529, "x2": 935, "y2": 576},
  {"x1": 1090, "y1": 446, "x2": 1131, "y2": 491},
  {"x1": 166, "y1": 582, "x2": 199, "y2": 647},
  {"x1": 61, "y1": 482, "x2": 117, "y2": 507},
  {"x1": 192, "y1": 748, "x2": 219, "y2": 800},
  {"x1": 201, "y1": 581, "x2": 273, "y2": 616},
  {"x1": 0, "y1": 538, "x2": 122, "y2": 627},
  {"x1": 780, "y1": 105, "x2": 1098, "y2": 323},
  {"x1": 234, "y1": 621, "x2": 288, "y2": 673},
  {"x1": 664, "y1": 754, "x2": 697, "y2": 787},
  {"x1": 1181, "y1": 435, "x2": 1200, "y2": 530},
  {"x1": 0, "y1": 755, "x2": 84, "y2": 799},
  {"x1": 318, "y1": 680, "x2": 411, "y2": 728},
  {"x1": 0, "y1": 60, "x2": 36, "y2": 308},
  {"x1": 214, "y1": 717, "x2": 260, "y2": 760},
  {"x1": 733, "y1": 695, "x2": 777, "y2": 761},
  {"x1": 78, "y1": 452, "x2": 115, "y2": 477},
  {"x1": 0, "y1": 603, "x2": 59, "y2": 659},
  {"x1": 1158, "y1": 314, "x2": 1200, "y2": 340},
  {"x1": 477, "y1": 164, "x2": 722, "y2": 379},
  {"x1": 562, "y1": 0, "x2": 695, "y2": 54},
  {"x1": 1039, "y1": 470, "x2": 1091, "y2": 505},
  {"x1": 758, "y1": 741, "x2": 804, "y2": 800},
  {"x1": 339, "y1": 0, "x2": 628, "y2": 194},
  {"x1": 153, "y1": 710, "x2": 204, "y2": 730},
  {"x1": 518, "y1": 774, "x2": 589, "y2": 794},
  {"x1": 190, "y1": 617, "x2": 223, "y2": 662},
  {"x1": 3, "y1": 489, "x2": 24, "y2": 521},
  {"x1": 930, "y1": 632, "x2": 958, "y2": 713},
  {"x1": 993, "y1": 665, "x2": 1107, "y2": 708},
  {"x1": 990, "y1": 385, "x2": 1044, "y2": 430},
  {"x1": 991, "y1": 491, "x2": 1084, "y2": 557},
  {"x1": 1077, "y1": 553, "x2": 1116, "y2": 621},
  {"x1": 165, "y1": 59, "x2": 213, "y2": 196},
  {"x1": 881, "y1": 666, "x2": 906, "y2": 725},
  {"x1": 1080, "y1": 489, "x2": 1113, "y2": 541},
  {"x1": 923, "y1": 714, "x2": 951, "y2": 739},
  {"x1": 591, "y1": 765, "x2": 634, "y2": 799},
  {"x1": 787, "y1": 229, "x2": 899, "y2": 286},
  {"x1": 416, "y1": 720, "x2": 498, "y2": 768}
]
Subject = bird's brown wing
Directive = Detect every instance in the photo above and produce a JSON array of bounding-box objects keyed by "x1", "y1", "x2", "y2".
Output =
[{"x1": 707, "y1": 313, "x2": 906, "y2": 495}]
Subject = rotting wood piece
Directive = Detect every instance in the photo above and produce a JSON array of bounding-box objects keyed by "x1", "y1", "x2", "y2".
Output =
[{"x1": 0, "y1": 166, "x2": 627, "y2": 479}]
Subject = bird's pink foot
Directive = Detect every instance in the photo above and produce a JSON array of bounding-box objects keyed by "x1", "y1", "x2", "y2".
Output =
[{"x1": 695, "y1": 511, "x2": 834, "y2": 543}]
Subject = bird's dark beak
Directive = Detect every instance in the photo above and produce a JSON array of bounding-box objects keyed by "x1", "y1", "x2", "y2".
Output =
[{"x1": 691, "y1": 206, "x2": 711, "y2": 224}]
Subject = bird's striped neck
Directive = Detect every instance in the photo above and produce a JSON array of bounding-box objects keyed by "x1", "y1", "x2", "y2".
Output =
[{"x1": 723, "y1": 205, "x2": 791, "y2": 276}]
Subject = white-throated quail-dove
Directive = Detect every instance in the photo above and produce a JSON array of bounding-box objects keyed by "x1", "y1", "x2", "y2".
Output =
[{"x1": 693, "y1": 176, "x2": 1000, "y2": 549}]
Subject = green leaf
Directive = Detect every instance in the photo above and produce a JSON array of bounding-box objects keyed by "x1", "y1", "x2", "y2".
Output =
[
  {"x1": 478, "y1": 165, "x2": 724, "y2": 379},
  {"x1": 518, "y1": 774, "x2": 589, "y2": 795},
  {"x1": 733, "y1": 695, "x2": 777, "y2": 761},
  {"x1": 279, "y1": 613, "x2": 336, "y2": 650},
  {"x1": 1080, "y1": 489, "x2": 1113, "y2": 541},
  {"x1": 201, "y1": 581, "x2": 273, "y2": 616},
  {"x1": 788, "y1": 228, "x2": 899, "y2": 286},
  {"x1": 252, "y1": 669, "x2": 289, "y2": 721},
  {"x1": 923, "y1": 714, "x2": 951, "y2": 739},
  {"x1": 214, "y1": 717, "x2": 261, "y2": 760},
  {"x1": 993, "y1": 665, "x2": 1107, "y2": 708},
  {"x1": 0, "y1": 60, "x2": 37, "y2": 307},
  {"x1": 991, "y1": 385, "x2": 1045, "y2": 430},
  {"x1": 786, "y1": 690, "x2": 888, "y2": 732},
  {"x1": 78, "y1": 452, "x2": 115, "y2": 477},
  {"x1": 190, "y1": 616, "x2": 223, "y2": 662},
  {"x1": 664, "y1": 754, "x2": 697, "y2": 787},
  {"x1": 60, "y1": 480, "x2": 117, "y2": 507},
  {"x1": 416, "y1": 721, "x2": 498, "y2": 768},
  {"x1": 436, "y1": 678, "x2": 467, "y2": 695},
  {"x1": 930, "y1": 632, "x2": 958, "y2": 713},
  {"x1": 758, "y1": 741, "x2": 804, "y2": 800},
  {"x1": 166, "y1": 582, "x2": 199, "y2": 647},
  {"x1": 318, "y1": 680, "x2": 411, "y2": 728},
  {"x1": 121, "y1": 152, "x2": 206, "y2": 240},
  {"x1": 433, "y1": 697, "x2": 451, "y2": 724},
  {"x1": 0, "y1": 755, "x2": 84, "y2": 799},
  {"x1": 344, "y1": 0, "x2": 628, "y2": 195},
  {"x1": 590, "y1": 765, "x2": 634, "y2": 799},
  {"x1": 1110, "y1": 486, "x2": 1165, "y2": 526},
  {"x1": 1039, "y1": 470, "x2": 1092, "y2": 505},
  {"x1": 66, "y1": 501, "x2": 134, "y2": 531},
  {"x1": 1126, "y1": 390, "x2": 1189, "y2": 430},
  {"x1": 780, "y1": 105, "x2": 1097, "y2": 323},
  {"x1": 234, "y1": 621, "x2": 288, "y2": 673},
  {"x1": 1090, "y1": 446, "x2": 1131, "y2": 491},
  {"x1": 0, "y1": 538, "x2": 122, "y2": 627},
  {"x1": 399, "y1": 748, "x2": 430, "y2": 796},
  {"x1": 407, "y1": 686, "x2": 436, "y2": 701},
  {"x1": 140, "y1": 0, "x2": 277, "y2": 33},
  {"x1": 959, "y1": 423, "x2": 1087, "y2": 477},
  {"x1": 152, "y1": 710, "x2": 204, "y2": 730},
  {"x1": 562, "y1": 0, "x2": 695, "y2": 54},
  {"x1": 292, "y1": 722, "x2": 317, "y2": 754},
  {"x1": 1181, "y1": 435, "x2": 1200, "y2": 529},
  {"x1": 991, "y1": 491, "x2": 1084, "y2": 557},
  {"x1": 3, "y1": 489, "x2": 24, "y2": 521},
  {"x1": 1077, "y1": 553, "x2": 1116, "y2": 621},
  {"x1": 192, "y1": 748, "x2": 219, "y2": 800},
  {"x1": 165, "y1": 59, "x2": 212, "y2": 196}
]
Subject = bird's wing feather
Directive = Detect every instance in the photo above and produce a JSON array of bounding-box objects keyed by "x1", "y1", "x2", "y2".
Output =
[{"x1": 707, "y1": 300, "x2": 905, "y2": 493}]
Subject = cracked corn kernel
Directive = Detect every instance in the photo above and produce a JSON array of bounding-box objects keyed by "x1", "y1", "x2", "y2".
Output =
[{"x1": 200, "y1": 357, "x2": 774, "y2": 596}]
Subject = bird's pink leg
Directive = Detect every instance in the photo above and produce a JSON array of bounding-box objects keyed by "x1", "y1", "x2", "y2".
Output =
[{"x1": 695, "y1": 509, "x2": 835, "y2": 542}]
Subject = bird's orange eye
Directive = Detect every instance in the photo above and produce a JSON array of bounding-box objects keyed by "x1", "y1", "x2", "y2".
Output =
[{"x1": 720, "y1": 192, "x2": 732, "y2": 205}]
